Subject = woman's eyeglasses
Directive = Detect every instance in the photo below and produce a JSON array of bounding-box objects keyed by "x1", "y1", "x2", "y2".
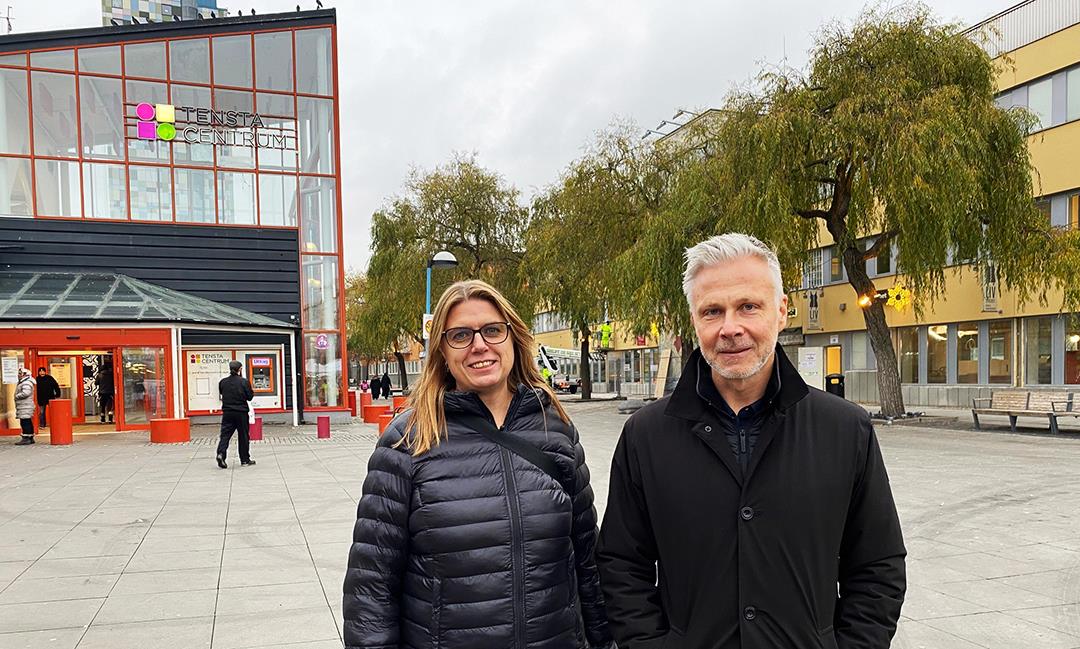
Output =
[{"x1": 443, "y1": 322, "x2": 511, "y2": 349}]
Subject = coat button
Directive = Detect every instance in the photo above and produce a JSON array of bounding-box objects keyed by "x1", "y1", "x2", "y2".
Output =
[
  {"x1": 740, "y1": 506, "x2": 755, "y2": 521},
  {"x1": 744, "y1": 606, "x2": 756, "y2": 621},
  {"x1": 704, "y1": 425, "x2": 712, "y2": 432}
]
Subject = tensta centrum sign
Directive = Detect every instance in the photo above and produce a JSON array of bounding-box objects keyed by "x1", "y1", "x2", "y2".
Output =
[{"x1": 131, "y1": 102, "x2": 296, "y2": 150}]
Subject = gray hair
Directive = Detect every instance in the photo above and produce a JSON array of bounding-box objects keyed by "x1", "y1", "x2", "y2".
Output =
[{"x1": 682, "y1": 233, "x2": 784, "y2": 305}]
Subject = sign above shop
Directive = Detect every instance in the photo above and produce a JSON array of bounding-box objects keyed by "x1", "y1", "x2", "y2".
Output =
[{"x1": 129, "y1": 102, "x2": 297, "y2": 151}]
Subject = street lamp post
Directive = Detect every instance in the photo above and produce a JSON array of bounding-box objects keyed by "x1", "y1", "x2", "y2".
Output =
[{"x1": 424, "y1": 251, "x2": 459, "y2": 358}]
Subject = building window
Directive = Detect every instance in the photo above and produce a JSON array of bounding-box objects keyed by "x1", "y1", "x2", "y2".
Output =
[
  {"x1": 0, "y1": 158, "x2": 32, "y2": 217},
  {"x1": 83, "y1": 162, "x2": 127, "y2": 219},
  {"x1": 171, "y1": 84, "x2": 214, "y2": 167},
  {"x1": 0, "y1": 68, "x2": 29, "y2": 155},
  {"x1": 214, "y1": 89, "x2": 256, "y2": 169},
  {"x1": 1025, "y1": 317, "x2": 1053, "y2": 385},
  {"x1": 1036, "y1": 198, "x2": 1052, "y2": 222},
  {"x1": 956, "y1": 322, "x2": 979, "y2": 384},
  {"x1": 78, "y1": 46, "x2": 120, "y2": 75},
  {"x1": 829, "y1": 247, "x2": 843, "y2": 283},
  {"x1": 124, "y1": 41, "x2": 166, "y2": 79},
  {"x1": 258, "y1": 173, "x2": 297, "y2": 226},
  {"x1": 169, "y1": 38, "x2": 210, "y2": 84},
  {"x1": 35, "y1": 159, "x2": 80, "y2": 217},
  {"x1": 129, "y1": 165, "x2": 172, "y2": 221},
  {"x1": 79, "y1": 76, "x2": 124, "y2": 160},
  {"x1": 175, "y1": 167, "x2": 215, "y2": 223},
  {"x1": 217, "y1": 171, "x2": 256, "y2": 225},
  {"x1": 1068, "y1": 68, "x2": 1080, "y2": 123},
  {"x1": 851, "y1": 332, "x2": 868, "y2": 370},
  {"x1": 303, "y1": 255, "x2": 340, "y2": 330},
  {"x1": 1070, "y1": 194, "x2": 1079, "y2": 230},
  {"x1": 125, "y1": 80, "x2": 169, "y2": 162},
  {"x1": 300, "y1": 176, "x2": 337, "y2": 252},
  {"x1": 989, "y1": 320, "x2": 1012, "y2": 384},
  {"x1": 256, "y1": 92, "x2": 298, "y2": 171},
  {"x1": 1027, "y1": 78, "x2": 1053, "y2": 130},
  {"x1": 213, "y1": 35, "x2": 253, "y2": 89},
  {"x1": 927, "y1": 325, "x2": 947, "y2": 384},
  {"x1": 1067, "y1": 322, "x2": 1080, "y2": 385},
  {"x1": 898, "y1": 326, "x2": 918, "y2": 383},
  {"x1": 874, "y1": 239, "x2": 891, "y2": 275},
  {"x1": 298, "y1": 96, "x2": 335, "y2": 175},
  {"x1": 30, "y1": 49, "x2": 74, "y2": 71},
  {"x1": 803, "y1": 248, "x2": 823, "y2": 289},
  {"x1": 295, "y1": 28, "x2": 333, "y2": 96},
  {"x1": 32, "y1": 71, "x2": 78, "y2": 157},
  {"x1": 255, "y1": 31, "x2": 293, "y2": 92}
]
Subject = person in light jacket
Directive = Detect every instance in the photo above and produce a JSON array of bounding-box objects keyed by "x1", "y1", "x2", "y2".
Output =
[
  {"x1": 14, "y1": 367, "x2": 36, "y2": 445},
  {"x1": 343, "y1": 280, "x2": 611, "y2": 649}
]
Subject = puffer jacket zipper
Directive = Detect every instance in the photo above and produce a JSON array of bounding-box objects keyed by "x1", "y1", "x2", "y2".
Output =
[{"x1": 500, "y1": 448, "x2": 527, "y2": 648}]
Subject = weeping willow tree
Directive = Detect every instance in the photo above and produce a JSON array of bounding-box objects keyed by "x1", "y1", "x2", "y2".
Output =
[{"x1": 672, "y1": 4, "x2": 1080, "y2": 417}]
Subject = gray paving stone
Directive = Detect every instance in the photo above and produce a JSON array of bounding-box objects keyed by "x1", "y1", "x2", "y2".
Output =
[
  {"x1": 110, "y1": 567, "x2": 220, "y2": 596},
  {"x1": 0, "y1": 626, "x2": 85, "y2": 649},
  {"x1": 76, "y1": 616, "x2": 214, "y2": 649},
  {"x1": 93, "y1": 589, "x2": 217, "y2": 624},
  {"x1": 923, "y1": 610, "x2": 1080, "y2": 648},
  {"x1": 212, "y1": 606, "x2": 340, "y2": 648},
  {"x1": 0, "y1": 574, "x2": 119, "y2": 605},
  {"x1": 215, "y1": 581, "x2": 327, "y2": 616},
  {"x1": 0, "y1": 597, "x2": 102, "y2": 634}
]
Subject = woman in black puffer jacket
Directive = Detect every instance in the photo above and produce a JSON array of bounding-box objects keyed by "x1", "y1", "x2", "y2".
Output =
[{"x1": 343, "y1": 280, "x2": 611, "y2": 649}]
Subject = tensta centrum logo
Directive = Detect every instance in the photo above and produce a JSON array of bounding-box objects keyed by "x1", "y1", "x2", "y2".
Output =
[{"x1": 133, "y1": 102, "x2": 294, "y2": 150}]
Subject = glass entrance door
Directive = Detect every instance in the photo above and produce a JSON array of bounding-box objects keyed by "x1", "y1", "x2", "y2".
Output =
[
  {"x1": 43, "y1": 356, "x2": 81, "y2": 422},
  {"x1": 120, "y1": 347, "x2": 167, "y2": 427}
]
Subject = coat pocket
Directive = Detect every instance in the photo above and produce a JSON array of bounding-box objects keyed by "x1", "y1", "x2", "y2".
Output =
[
  {"x1": 431, "y1": 578, "x2": 442, "y2": 649},
  {"x1": 818, "y1": 625, "x2": 838, "y2": 649}
]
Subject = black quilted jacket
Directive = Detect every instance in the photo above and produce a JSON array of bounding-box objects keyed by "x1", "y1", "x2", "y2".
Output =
[{"x1": 343, "y1": 384, "x2": 611, "y2": 649}]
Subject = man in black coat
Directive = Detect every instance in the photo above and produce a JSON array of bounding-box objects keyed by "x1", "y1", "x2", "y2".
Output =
[
  {"x1": 36, "y1": 367, "x2": 61, "y2": 428},
  {"x1": 216, "y1": 360, "x2": 255, "y2": 469},
  {"x1": 596, "y1": 233, "x2": 905, "y2": 649},
  {"x1": 380, "y1": 371, "x2": 392, "y2": 399}
]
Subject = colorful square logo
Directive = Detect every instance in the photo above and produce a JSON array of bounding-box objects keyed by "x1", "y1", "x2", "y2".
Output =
[{"x1": 135, "y1": 102, "x2": 176, "y2": 141}]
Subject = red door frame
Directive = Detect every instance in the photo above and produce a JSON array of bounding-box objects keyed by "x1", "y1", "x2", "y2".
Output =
[
  {"x1": 1, "y1": 328, "x2": 173, "y2": 434},
  {"x1": 34, "y1": 351, "x2": 90, "y2": 424}
]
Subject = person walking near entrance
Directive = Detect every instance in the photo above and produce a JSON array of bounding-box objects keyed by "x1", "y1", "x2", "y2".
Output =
[
  {"x1": 216, "y1": 360, "x2": 255, "y2": 469},
  {"x1": 14, "y1": 367, "x2": 36, "y2": 445},
  {"x1": 95, "y1": 365, "x2": 114, "y2": 424},
  {"x1": 380, "y1": 371, "x2": 392, "y2": 399},
  {"x1": 369, "y1": 375, "x2": 381, "y2": 401},
  {"x1": 36, "y1": 368, "x2": 61, "y2": 428}
]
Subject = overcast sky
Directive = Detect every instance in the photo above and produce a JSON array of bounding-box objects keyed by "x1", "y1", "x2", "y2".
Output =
[{"x1": 12, "y1": 0, "x2": 999, "y2": 271}]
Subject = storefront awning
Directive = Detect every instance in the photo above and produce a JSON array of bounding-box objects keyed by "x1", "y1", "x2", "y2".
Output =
[{"x1": 0, "y1": 272, "x2": 292, "y2": 328}]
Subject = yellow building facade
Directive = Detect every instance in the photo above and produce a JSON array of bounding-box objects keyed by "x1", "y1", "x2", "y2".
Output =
[{"x1": 786, "y1": 0, "x2": 1080, "y2": 407}]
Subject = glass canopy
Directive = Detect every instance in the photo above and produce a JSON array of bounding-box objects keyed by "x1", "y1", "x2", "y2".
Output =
[{"x1": 0, "y1": 272, "x2": 290, "y2": 327}]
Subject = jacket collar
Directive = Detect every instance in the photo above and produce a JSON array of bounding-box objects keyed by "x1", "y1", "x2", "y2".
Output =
[
  {"x1": 665, "y1": 344, "x2": 809, "y2": 422},
  {"x1": 443, "y1": 383, "x2": 547, "y2": 420}
]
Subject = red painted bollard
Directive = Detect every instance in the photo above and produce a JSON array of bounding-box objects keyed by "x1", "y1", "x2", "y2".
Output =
[
  {"x1": 249, "y1": 417, "x2": 263, "y2": 441},
  {"x1": 317, "y1": 415, "x2": 330, "y2": 439}
]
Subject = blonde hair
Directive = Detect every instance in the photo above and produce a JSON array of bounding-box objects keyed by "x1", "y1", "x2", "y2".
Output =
[{"x1": 403, "y1": 280, "x2": 568, "y2": 455}]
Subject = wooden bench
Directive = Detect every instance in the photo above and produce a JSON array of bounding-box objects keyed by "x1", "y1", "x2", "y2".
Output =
[{"x1": 971, "y1": 390, "x2": 1078, "y2": 434}]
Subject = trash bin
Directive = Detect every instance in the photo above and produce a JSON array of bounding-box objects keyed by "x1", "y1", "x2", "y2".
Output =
[{"x1": 825, "y1": 373, "x2": 845, "y2": 398}]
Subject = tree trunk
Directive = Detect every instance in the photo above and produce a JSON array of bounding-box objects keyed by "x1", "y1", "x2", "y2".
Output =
[
  {"x1": 394, "y1": 351, "x2": 409, "y2": 391},
  {"x1": 841, "y1": 245, "x2": 906, "y2": 417},
  {"x1": 680, "y1": 334, "x2": 694, "y2": 369},
  {"x1": 579, "y1": 322, "x2": 592, "y2": 400}
]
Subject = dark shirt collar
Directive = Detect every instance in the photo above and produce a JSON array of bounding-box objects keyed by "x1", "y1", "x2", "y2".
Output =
[{"x1": 694, "y1": 351, "x2": 782, "y2": 419}]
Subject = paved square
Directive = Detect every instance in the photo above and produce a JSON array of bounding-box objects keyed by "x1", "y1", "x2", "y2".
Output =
[{"x1": 2, "y1": 402, "x2": 1080, "y2": 648}]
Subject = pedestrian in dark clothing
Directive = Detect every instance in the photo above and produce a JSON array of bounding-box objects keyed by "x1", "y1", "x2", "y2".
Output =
[
  {"x1": 380, "y1": 371, "x2": 392, "y2": 399},
  {"x1": 35, "y1": 368, "x2": 61, "y2": 428},
  {"x1": 95, "y1": 366, "x2": 114, "y2": 423},
  {"x1": 216, "y1": 360, "x2": 255, "y2": 469},
  {"x1": 14, "y1": 367, "x2": 36, "y2": 445},
  {"x1": 343, "y1": 280, "x2": 612, "y2": 649},
  {"x1": 368, "y1": 375, "x2": 380, "y2": 401},
  {"x1": 596, "y1": 233, "x2": 905, "y2": 649}
]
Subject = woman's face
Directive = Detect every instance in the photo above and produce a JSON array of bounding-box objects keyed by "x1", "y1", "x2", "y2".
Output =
[{"x1": 442, "y1": 298, "x2": 515, "y2": 396}]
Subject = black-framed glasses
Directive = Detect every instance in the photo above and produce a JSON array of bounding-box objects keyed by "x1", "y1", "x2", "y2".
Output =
[{"x1": 443, "y1": 322, "x2": 511, "y2": 349}]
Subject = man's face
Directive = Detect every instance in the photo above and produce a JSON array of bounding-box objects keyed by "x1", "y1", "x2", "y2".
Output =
[
  {"x1": 689, "y1": 255, "x2": 788, "y2": 381},
  {"x1": 37, "y1": 369, "x2": 45, "y2": 377}
]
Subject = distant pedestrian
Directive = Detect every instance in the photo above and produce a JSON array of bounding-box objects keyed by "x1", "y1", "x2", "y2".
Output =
[
  {"x1": 216, "y1": 360, "x2": 255, "y2": 469},
  {"x1": 369, "y1": 376, "x2": 381, "y2": 401},
  {"x1": 95, "y1": 366, "x2": 114, "y2": 424},
  {"x1": 380, "y1": 372, "x2": 392, "y2": 399},
  {"x1": 35, "y1": 367, "x2": 61, "y2": 428},
  {"x1": 360, "y1": 379, "x2": 369, "y2": 392},
  {"x1": 14, "y1": 367, "x2": 36, "y2": 445}
]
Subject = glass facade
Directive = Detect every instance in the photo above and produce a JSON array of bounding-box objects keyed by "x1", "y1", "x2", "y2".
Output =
[
  {"x1": 0, "y1": 20, "x2": 344, "y2": 410},
  {"x1": 898, "y1": 327, "x2": 918, "y2": 383},
  {"x1": 1026, "y1": 317, "x2": 1053, "y2": 385},
  {"x1": 927, "y1": 325, "x2": 947, "y2": 384},
  {"x1": 956, "y1": 322, "x2": 979, "y2": 384}
]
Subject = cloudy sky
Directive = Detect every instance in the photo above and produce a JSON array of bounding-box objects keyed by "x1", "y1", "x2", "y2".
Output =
[{"x1": 13, "y1": 0, "x2": 997, "y2": 271}]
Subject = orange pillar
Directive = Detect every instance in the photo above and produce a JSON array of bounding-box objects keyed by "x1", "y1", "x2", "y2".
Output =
[
  {"x1": 392, "y1": 395, "x2": 407, "y2": 411},
  {"x1": 48, "y1": 399, "x2": 73, "y2": 445}
]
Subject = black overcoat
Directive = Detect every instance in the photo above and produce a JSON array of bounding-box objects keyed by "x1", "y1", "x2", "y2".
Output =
[
  {"x1": 596, "y1": 347, "x2": 906, "y2": 649},
  {"x1": 343, "y1": 384, "x2": 611, "y2": 649}
]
